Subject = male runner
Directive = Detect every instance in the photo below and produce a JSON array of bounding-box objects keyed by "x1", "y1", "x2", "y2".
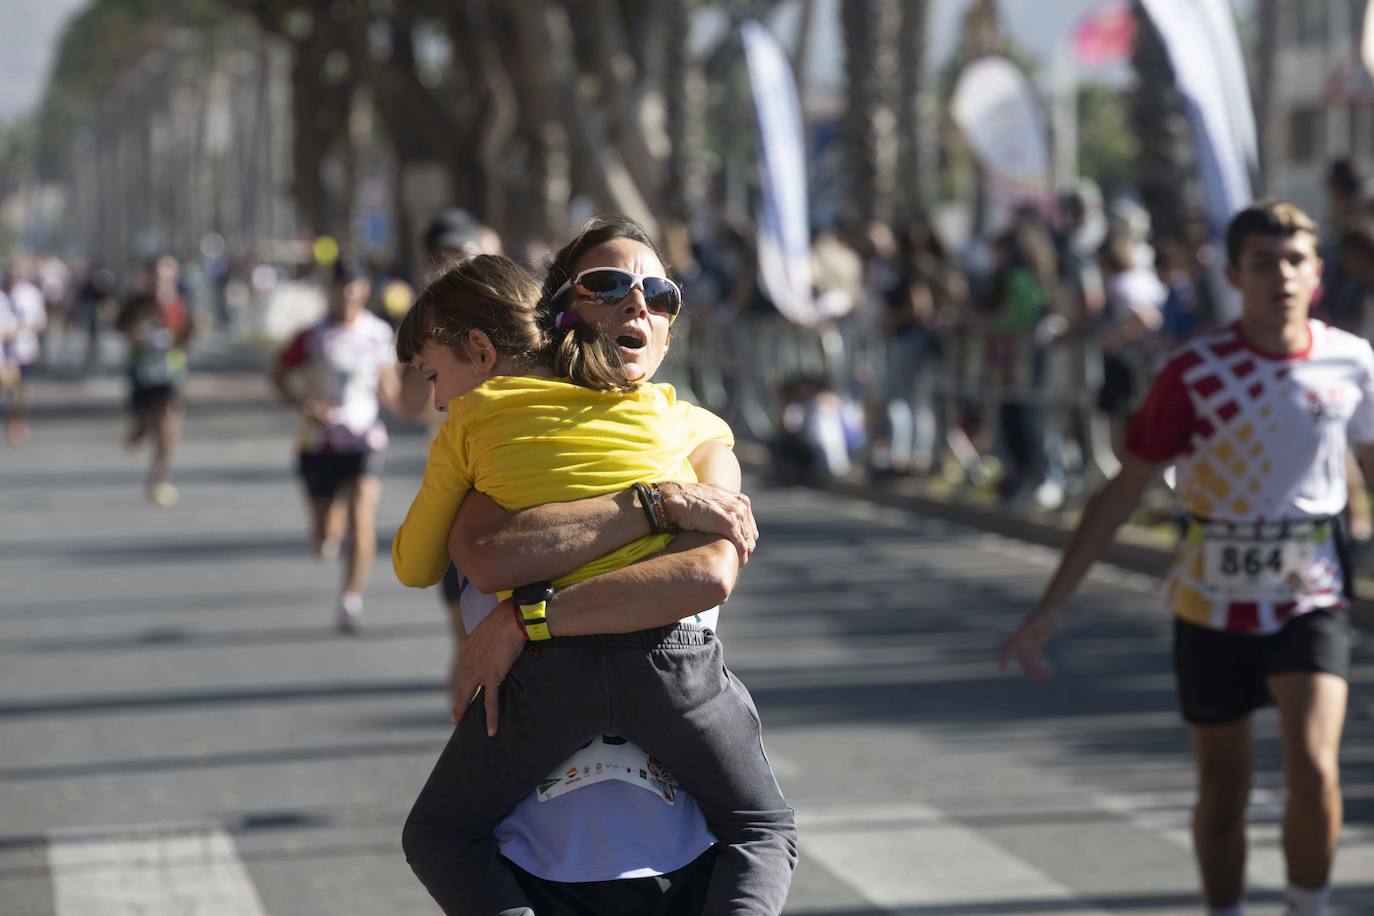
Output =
[
  {"x1": 1001, "y1": 201, "x2": 1366, "y2": 916},
  {"x1": 272, "y1": 260, "x2": 402, "y2": 632}
]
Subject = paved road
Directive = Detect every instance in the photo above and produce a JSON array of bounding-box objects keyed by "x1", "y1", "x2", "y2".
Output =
[{"x1": 2, "y1": 374, "x2": 1373, "y2": 915}]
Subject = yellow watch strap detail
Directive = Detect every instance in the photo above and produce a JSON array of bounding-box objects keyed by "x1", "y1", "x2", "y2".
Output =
[{"x1": 519, "y1": 600, "x2": 552, "y2": 641}]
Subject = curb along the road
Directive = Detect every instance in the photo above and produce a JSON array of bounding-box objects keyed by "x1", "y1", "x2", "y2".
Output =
[{"x1": 739, "y1": 444, "x2": 1374, "y2": 633}]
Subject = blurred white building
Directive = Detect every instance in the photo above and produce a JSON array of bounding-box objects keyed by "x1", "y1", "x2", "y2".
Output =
[{"x1": 1266, "y1": 0, "x2": 1374, "y2": 217}]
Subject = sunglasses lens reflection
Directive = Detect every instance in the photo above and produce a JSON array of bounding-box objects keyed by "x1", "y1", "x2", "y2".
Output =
[
  {"x1": 641, "y1": 279, "x2": 681, "y2": 316},
  {"x1": 578, "y1": 270, "x2": 633, "y2": 298},
  {"x1": 576, "y1": 269, "x2": 681, "y2": 318}
]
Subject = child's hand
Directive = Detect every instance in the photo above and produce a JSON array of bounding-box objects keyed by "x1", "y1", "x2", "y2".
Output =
[{"x1": 452, "y1": 599, "x2": 529, "y2": 736}]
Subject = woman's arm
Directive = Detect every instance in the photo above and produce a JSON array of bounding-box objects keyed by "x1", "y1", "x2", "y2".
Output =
[
  {"x1": 544, "y1": 529, "x2": 738, "y2": 634},
  {"x1": 450, "y1": 439, "x2": 757, "y2": 593},
  {"x1": 454, "y1": 513, "x2": 745, "y2": 733}
]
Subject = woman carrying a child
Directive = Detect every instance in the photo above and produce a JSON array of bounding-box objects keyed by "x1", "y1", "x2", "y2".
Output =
[{"x1": 393, "y1": 216, "x2": 795, "y2": 915}]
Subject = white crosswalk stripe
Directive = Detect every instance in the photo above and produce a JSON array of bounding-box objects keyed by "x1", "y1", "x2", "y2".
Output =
[
  {"x1": 794, "y1": 802, "x2": 1116, "y2": 914},
  {"x1": 47, "y1": 824, "x2": 267, "y2": 916},
  {"x1": 1095, "y1": 789, "x2": 1374, "y2": 899}
]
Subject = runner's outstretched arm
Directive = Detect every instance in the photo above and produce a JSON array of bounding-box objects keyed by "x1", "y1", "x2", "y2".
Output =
[
  {"x1": 999, "y1": 454, "x2": 1158, "y2": 679},
  {"x1": 450, "y1": 439, "x2": 757, "y2": 593}
]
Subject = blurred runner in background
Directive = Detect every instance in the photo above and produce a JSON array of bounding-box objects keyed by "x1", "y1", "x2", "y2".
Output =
[
  {"x1": 117, "y1": 257, "x2": 193, "y2": 506},
  {"x1": 271, "y1": 258, "x2": 403, "y2": 633},
  {"x1": 3, "y1": 260, "x2": 48, "y2": 445}
]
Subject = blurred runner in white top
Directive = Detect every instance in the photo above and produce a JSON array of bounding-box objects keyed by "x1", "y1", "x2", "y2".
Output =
[
  {"x1": 271, "y1": 258, "x2": 403, "y2": 632},
  {"x1": 3, "y1": 260, "x2": 48, "y2": 444}
]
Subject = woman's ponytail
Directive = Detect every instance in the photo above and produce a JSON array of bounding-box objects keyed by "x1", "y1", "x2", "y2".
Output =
[{"x1": 546, "y1": 312, "x2": 636, "y2": 392}]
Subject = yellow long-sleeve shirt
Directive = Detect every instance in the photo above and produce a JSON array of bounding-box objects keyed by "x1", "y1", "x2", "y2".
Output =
[{"x1": 391, "y1": 375, "x2": 734, "y2": 590}]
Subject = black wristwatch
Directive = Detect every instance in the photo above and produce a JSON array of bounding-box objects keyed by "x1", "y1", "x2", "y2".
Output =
[{"x1": 511, "y1": 581, "x2": 554, "y2": 641}]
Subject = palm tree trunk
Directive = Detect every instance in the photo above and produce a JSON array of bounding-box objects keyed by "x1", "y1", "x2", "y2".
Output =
[
  {"x1": 897, "y1": 0, "x2": 934, "y2": 218},
  {"x1": 842, "y1": 0, "x2": 880, "y2": 225},
  {"x1": 574, "y1": 0, "x2": 664, "y2": 214},
  {"x1": 509, "y1": 0, "x2": 656, "y2": 233},
  {"x1": 662, "y1": 0, "x2": 700, "y2": 225}
]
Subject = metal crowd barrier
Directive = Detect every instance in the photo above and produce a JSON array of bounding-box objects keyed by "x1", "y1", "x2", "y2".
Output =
[{"x1": 677, "y1": 309, "x2": 1129, "y2": 502}]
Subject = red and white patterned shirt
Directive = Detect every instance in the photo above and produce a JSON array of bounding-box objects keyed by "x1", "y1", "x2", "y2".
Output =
[
  {"x1": 1125, "y1": 320, "x2": 1374, "y2": 633},
  {"x1": 277, "y1": 312, "x2": 396, "y2": 453}
]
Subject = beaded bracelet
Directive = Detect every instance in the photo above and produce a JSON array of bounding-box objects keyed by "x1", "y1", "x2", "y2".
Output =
[
  {"x1": 645, "y1": 482, "x2": 671, "y2": 533},
  {"x1": 631, "y1": 482, "x2": 663, "y2": 534}
]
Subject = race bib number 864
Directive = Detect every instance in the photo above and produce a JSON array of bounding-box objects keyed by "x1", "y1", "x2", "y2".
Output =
[{"x1": 1202, "y1": 537, "x2": 1314, "y2": 602}]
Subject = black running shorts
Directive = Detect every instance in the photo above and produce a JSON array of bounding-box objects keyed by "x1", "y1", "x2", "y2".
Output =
[
  {"x1": 130, "y1": 382, "x2": 177, "y2": 414},
  {"x1": 1172, "y1": 609, "x2": 1352, "y2": 726},
  {"x1": 297, "y1": 449, "x2": 380, "y2": 500}
]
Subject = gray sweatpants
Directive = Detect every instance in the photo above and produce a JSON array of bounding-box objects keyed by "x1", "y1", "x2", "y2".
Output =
[{"x1": 402, "y1": 624, "x2": 797, "y2": 915}]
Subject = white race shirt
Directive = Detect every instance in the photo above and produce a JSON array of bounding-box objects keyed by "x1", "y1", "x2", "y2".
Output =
[
  {"x1": 276, "y1": 312, "x2": 395, "y2": 452},
  {"x1": 5, "y1": 280, "x2": 46, "y2": 366},
  {"x1": 1127, "y1": 320, "x2": 1374, "y2": 632}
]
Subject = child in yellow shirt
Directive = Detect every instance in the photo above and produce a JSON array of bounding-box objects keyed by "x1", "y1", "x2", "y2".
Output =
[{"x1": 393, "y1": 251, "x2": 794, "y2": 915}]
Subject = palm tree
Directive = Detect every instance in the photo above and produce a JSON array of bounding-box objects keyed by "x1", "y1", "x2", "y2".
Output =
[
  {"x1": 897, "y1": 0, "x2": 934, "y2": 219},
  {"x1": 842, "y1": 0, "x2": 880, "y2": 225},
  {"x1": 662, "y1": 0, "x2": 699, "y2": 226}
]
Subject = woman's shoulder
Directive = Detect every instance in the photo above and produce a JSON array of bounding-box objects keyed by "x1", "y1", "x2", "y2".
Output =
[
  {"x1": 638, "y1": 382, "x2": 704, "y2": 415},
  {"x1": 644, "y1": 384, "x2": 734, "y2": 442},
  {"x1": 642, "y1": 381, "x2": 680, "y2": 404}
]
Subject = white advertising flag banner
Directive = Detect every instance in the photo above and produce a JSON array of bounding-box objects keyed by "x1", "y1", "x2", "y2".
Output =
[
  {"x1": 1139, "y1": 0, "x2": 1257, "y2": 238},
  {"x1": 1364, "y1": 0, "x2": 1374, "y2": 79},
  {"x1": 742, "y1": 20, "x2": 818, "y2": 326},
  {"x1": 950, "y1": 56, "x2": 1053, "y2": 217}
]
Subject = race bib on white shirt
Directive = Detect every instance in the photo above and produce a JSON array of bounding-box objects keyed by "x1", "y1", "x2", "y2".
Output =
[
  {"x1": 1198, "y1": 521, "x2": 1325, "y2": 602},
  {"x1": 536, "y1": 736, "x2": 681, "y2": 805}
]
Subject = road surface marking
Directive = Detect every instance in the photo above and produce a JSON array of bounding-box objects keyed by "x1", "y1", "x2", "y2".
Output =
[
  {"x1": 796, "y1": 801, "x2": 1114, "y2": 913},
  {"x1": 47, "y1": 823, "x2": 267, "y2": 916},
  {"x1": 1095, "y1": 789, "x2": 1374, "y2": 896}
]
